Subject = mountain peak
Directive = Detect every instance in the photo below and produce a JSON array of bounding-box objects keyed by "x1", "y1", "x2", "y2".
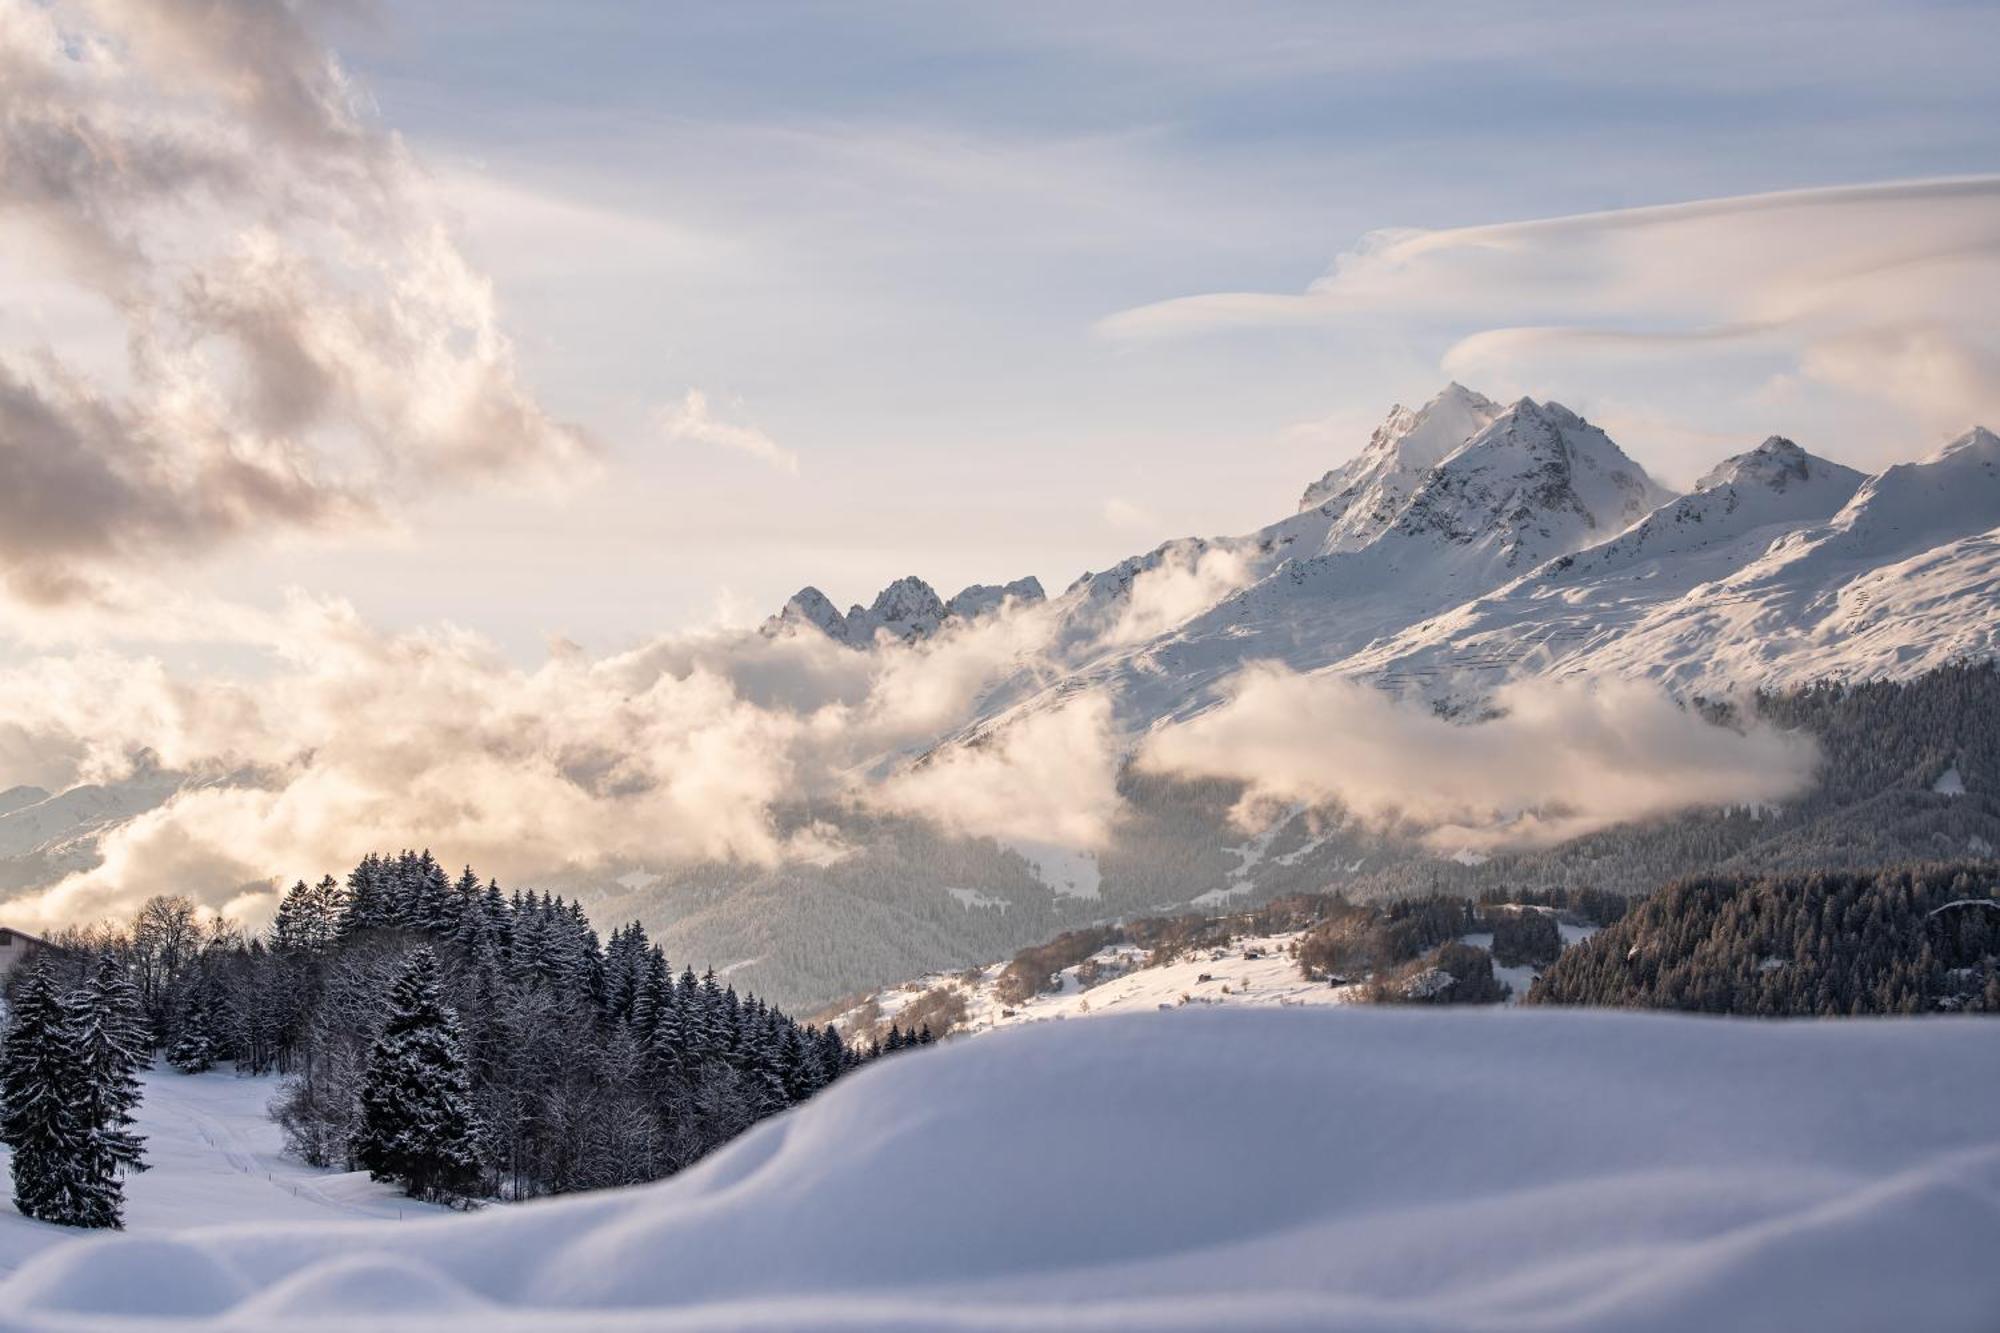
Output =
[
  {"x1": 946, "y1": 577, "x2": 1046, "y2": 620},
  {"x1": 1932, "y1": 425, "x2": 2000, "y2": 463},
  {"x1": 1390, "y1": 396, "x2": 1671, "y2": 568},
  {"x1": 1544, "y1": 436, "x2": 1862, "y2": 584},
  {"x1": 765, "y1": 574, "x2": 1043, "y2": 646},
  {"x1": 1692, "y1": 436, "x2": 1852, "y2": 495},
  {"x1": 770, "y1": 586, "x2": 845, "y2": 638},
  {"x1": 1295, "y1": 383, "x2": 1502, "y2": 537}
]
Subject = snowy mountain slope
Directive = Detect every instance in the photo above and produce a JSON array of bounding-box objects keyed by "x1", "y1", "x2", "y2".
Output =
[
  {"x1": 1476, "y1": 426, "x2": 2000, "y2": 694},
  {"x1": 1345, "y1": 434, "x2": 1875, "y2": 692},
  {"x1": 832, "y1": 906, "x2": 1598, "y2": 1040},
  {"x1": 772, "y1": 391, "x2": 1992, "y2": 736},
  {"x1": 0, "y1": 768, "x2": 191, "y2": 895},
  {"x1": 1551, "y1": 436, "x2": 1865, "y2": 583},
  {"x1": 848, "y1": 930, "x2": 1363, "y2": 1039},
  {"x1": 0, "y1": 771, "x2": 182, "y2": 863},
  {"x1": 0, "y1": 1066, "x2": 444, "y2": 1279},
  {"x1": 4, "y1": 1009, "x2": 1996, "y2": 1331},
  {"x1": 956, "y1": 392, "x2": 1677, "y2": 732},
  {"x1": 0, "y1": 788, "x2": 50, "y2": 819},
  {"x1": 587, "y1": 393, "x2": 1997, "y2": 1006},
  {"x1": 748, "y1": 390, "x2": 1999, "y2": 791}
]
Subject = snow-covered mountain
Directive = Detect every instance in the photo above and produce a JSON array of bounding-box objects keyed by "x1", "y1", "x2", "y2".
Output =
[
  {"x1": 4, "y1": 387, "x2": 1993, "y2": 1011},
  {"x1": 0, "y1": 765, "x2": 186, "y2": 893},
  {"x1": 1295, "y1": 380, "x2": 1505, "y2": 537},
  {"x1": 1357, "y1": 424, "x2": 2000, "y2": 694},
  {"x1": 772, "y1": 386, "x2": 1994, "y2": 736}
]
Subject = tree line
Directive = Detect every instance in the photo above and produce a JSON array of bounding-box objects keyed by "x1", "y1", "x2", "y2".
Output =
[
  {"x1": 1527, "y1": 862, "x2": 2000, "y2": 1014},
  {"x1": 12, "y1": 849, "x2": 876, "y2": 1216}
]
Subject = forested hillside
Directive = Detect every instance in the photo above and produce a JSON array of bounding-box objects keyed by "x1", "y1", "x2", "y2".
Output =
[
  {"x1": 1527, "y1": 862, "x2": 2000, "y2": 1014},
  {"x1": 22, "y1": 852, "x2": 862, "y2": 1204}
]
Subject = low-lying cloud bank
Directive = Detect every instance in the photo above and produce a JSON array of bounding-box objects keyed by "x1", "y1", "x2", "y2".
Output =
[
  {"x1": 1136, "y1": 664, "x2": 1820, "y2": 849},
  {"x1": 874, "y1": 695, "x2": 1123, "y2": 849},
  {"x1": 0, "y1": 597, "x2": 1821, "y2": 932},
  {"x1": 0, "y1": 588, "x2": 1110, "y2": 928}
]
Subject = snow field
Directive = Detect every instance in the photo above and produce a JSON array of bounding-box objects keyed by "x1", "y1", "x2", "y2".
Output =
[
  {"x1": 0, "y1": 1065, "x2": 445, "y2": 1280},
  {"x1": 0, "y1": 1008, "x2": 1994, "y2": 1330}
]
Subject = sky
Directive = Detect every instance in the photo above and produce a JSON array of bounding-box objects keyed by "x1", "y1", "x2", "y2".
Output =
[
  {"x1": 0, "y1": 0, "x2": 1994, "y2": 925},
  {"x1": 3, "y1": 1, "x2": 1997, "y2": 655}
]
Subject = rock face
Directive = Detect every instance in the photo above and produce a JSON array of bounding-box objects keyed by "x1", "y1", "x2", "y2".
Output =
[
  {"x1": 765, "y1": 575, "x2": 1046, "y2": 646},
  {"x1": 945, "y1": 577, "x2": 1046, "y2": 621}
]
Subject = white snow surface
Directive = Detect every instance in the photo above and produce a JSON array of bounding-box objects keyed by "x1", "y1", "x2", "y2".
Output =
[
  {"x1": 864, "y1": 930, "x2": 1363, "y2": 1035},
  {"x1": 4, "y1": 1009, "x2": 1997, "y2": 1331},
  {"x1": 0, "y1": 1066, "x2": 443, "y2": 1280}
]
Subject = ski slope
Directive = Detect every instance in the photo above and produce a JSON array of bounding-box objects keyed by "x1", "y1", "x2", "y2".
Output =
[
  {"x1": 0, "y1": 1066, "x2": 445, "y2": 1280},
  {"x1": 0, "y1": 1009, "x2": 1993, "y2": 1331}
]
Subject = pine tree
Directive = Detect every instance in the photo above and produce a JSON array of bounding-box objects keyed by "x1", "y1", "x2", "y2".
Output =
[
  {"x1": 0, "y1": 961, "x2": 133, "y2": 1228},
  {"x1": 167, "y1": 1003, "x2": 216, "y2": 1074},
  {"x1": 75, "y1": 954, "x2": 149, "y2": 1182},
  {"x1": 630, "y1": 949, "x2": 668, "y2": 1039},
  {"x1": 353, "y1": 947, "x2": 482, "y2": 1201},
  {"x1": 271, "y1": 880, "x2": 315, "y2": 953},
  {"x1": 341, "y1": 853, "x2": 391, "y2": 937}
]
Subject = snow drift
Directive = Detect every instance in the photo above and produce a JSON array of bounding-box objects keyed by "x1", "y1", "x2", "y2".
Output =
[{"x1": 2, "y1": 1008, "x2": 1997, "y2": 1331}]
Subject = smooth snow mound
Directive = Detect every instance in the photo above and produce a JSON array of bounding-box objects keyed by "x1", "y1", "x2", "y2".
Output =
[{"x1": 4, "y1": 1009, "x2": 1998, "y2": 1331}]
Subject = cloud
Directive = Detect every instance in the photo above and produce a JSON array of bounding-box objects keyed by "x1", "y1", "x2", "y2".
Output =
[
  {"x1": 0, "y1": 587, "x2": 1098, "y2": 928},
  {"x1": 871, "y1": 693, "x2": 1123, "y2": 849},
  {"x1": 1137, "y1": 665, "x2": 1818, "y2": 850},
  {"x1": 0, "y1": 578, "x2": 1823, "y2": 928},
  {"x1": 1108, "y1": 544, "x2": 1253, "y2": 645},
  {"x1": 0, "y1": 0, "x2": 589, "y2": 605},
  {"x1": 1100, "y1": 176, "x2": 2000, "y2": 454},
  {"x1": 658, "y1": 389, "x2": 799, "y2": 475}
]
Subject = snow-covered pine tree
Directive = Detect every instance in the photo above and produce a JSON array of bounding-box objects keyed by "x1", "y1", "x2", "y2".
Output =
[
  {"x1": 340, "y1": 853, "x2": 391, "y2": 936},
  {"x1": 273, "y1": 876, "x2": 344, "y2": 955},
  {"x1": 742, "y1": 1013, "x2": 788, "y2": 1120},
  {"x1": 563, "y1": 898, "x2": 605, "y2": 1001},
  {"x1": 0, "y1": 960, "x2": 131, "y2": 1227},
  {"x1": 630, "y1": 948, "x2": 667, "y2": 1041},
  {"x1": 304, "y1": 875, "x2": 345, "y2": 952},
  {"x1": 271, "y1": 880, "x2": 314, "y2": 953},
  {"x1": 167, "y1": 999, "x2": 216, "y2": 1073},
  {"x1": 76, "y1": 953, "x2": 149, "y2": 1183},
  {"x1": 404, "y1": 851, "x2": 449, "y2": 932},
  {"x1": 478, "y1": 879, "x2": 512, "y2": 958},
  {"x1": 353, "y1": 946, "x2": 482, "y2": 1201},
  {"x1": 649, "y1": 983, "x2": 689, "y2": 1086}
]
